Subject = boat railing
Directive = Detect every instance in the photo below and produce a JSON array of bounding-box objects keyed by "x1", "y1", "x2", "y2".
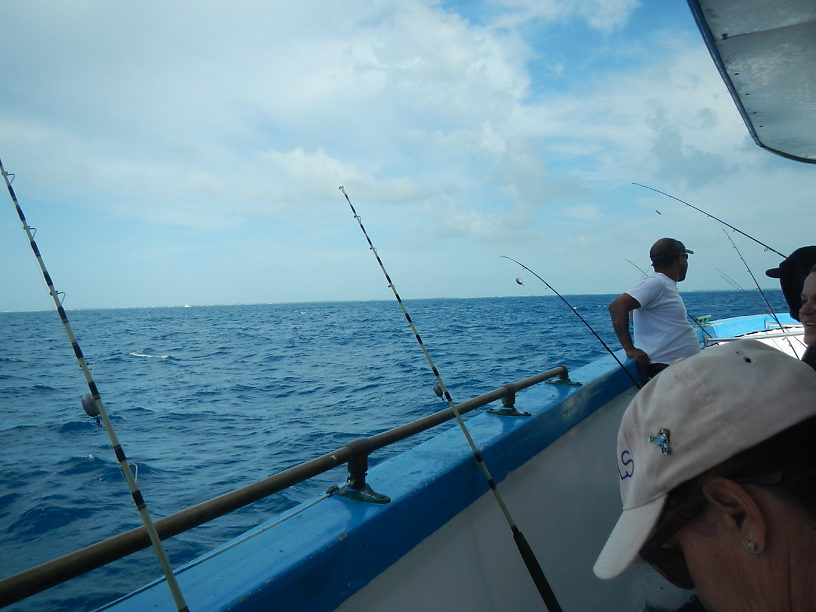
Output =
[
  {"x1": 704, "y1": 328, "x2": 805, "y2": 346},
  {"x1": 0, "y1": 365, "x2": 571, "y2": 607}
]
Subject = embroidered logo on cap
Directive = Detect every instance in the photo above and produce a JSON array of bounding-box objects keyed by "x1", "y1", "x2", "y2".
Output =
[
  {"x1": 618, "y1": 450, "x2": 634, "y2": 480},
  {"x1": 648, "y1": 428, "x2": 671, "y2": 455}
]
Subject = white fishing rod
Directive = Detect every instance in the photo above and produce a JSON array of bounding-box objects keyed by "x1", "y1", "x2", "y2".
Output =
[
  {"x1": 716, "y1": 267, "x2": 769, "y2": 313},
  {"x1": 0, "y1": 157, "x2": 189, "y2": 611},
  {"x1": 720, "y1": 229, "x2": 801, "y2": 358},
  {"x1": 339, "y1": 186, "x2": 562, "y2": 612}
]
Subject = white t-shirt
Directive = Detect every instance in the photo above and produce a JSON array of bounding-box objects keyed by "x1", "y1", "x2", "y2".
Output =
[{"x1": 626, "y1": 272, "x2": 700, "y2": 365}]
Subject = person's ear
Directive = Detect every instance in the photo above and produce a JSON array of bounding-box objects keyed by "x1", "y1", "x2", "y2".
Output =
[{"x1": 701, "y1": 477, "x2": 766, "y2": 554}]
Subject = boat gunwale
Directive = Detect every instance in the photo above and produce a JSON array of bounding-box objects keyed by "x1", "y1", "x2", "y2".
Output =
[
  {"x1": 0, "y1": 365, "x2": 574, "y2": 607},
  {"x1": 99, "y1": 350, "x2": 638, "y2": 611}
]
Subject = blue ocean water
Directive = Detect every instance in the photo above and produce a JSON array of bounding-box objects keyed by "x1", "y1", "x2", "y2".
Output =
[{"x1": 0, "y1": 290, "x2": 788, "y2": 610}]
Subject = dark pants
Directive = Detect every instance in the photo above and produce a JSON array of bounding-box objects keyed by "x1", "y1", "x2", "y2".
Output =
[{"x1": 646, "y1": 362, "x2": 670, "y2": 378}]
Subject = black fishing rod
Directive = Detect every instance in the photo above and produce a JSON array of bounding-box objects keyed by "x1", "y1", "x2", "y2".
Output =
[
  {"x1": 503, "y1": 256, "x2": 642, "y2": 389},
  {"x1": 338, "y1": 187, "x2": 562, "y2": 612},
  {"x1": 624, "y1": 259, "x2": 713, "y2": 340},
  {"x1": 721, "y1": 230, "x2": 800, "y2": 358},
  {"x1": 632, "y1": 182, "x2": 786, "y2": 258},
  {"x1": 0, "y1": 157, "x2": 189, "y2": 611}
]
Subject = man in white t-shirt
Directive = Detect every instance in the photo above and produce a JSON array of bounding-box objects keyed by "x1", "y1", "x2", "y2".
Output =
[{"x1": 609, "y1": 238, "x2": 700, "y2": 377}]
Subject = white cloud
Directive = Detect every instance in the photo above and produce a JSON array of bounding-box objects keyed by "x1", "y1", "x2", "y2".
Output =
[
  {"x1": 253, "y1": 147, "x2": 428, "y2": 207},
  {"x1": 1, "y1": 1, "x2": 814, "y2": 310},
  {"x1": 489, "y1": 0, "x2": 642, "y2": 32}
]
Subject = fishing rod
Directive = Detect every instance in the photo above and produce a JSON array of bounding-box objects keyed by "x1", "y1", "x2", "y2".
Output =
[
  {"x1": 503, "y1": 256, "x2": 642, "y2": 389},
  {"x1": 626, "y1": 259, "x2": 647, "y2": 278},
  {"x1": 0, "y1": 157, "x2": 189, "y2": 612},
  {"x1": 624, "y1": 259, "x2": 713, "y2": 339},
  {"x1": 721, "y1": 229, "x2": 801, "y2": 358},
  {"x1": 716, "y1": 267, "x2": 769, "y2": 313},
  {"x1": 632, "y1": 182, "x2": 786, "y2": 258},
  {"x1": 338, "y1": 186, "x2": 562, "y2": 612}
]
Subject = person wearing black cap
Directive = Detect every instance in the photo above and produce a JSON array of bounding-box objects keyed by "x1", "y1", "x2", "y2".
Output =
[
  {"x1": 764, "y1": 246, "x2": 816, "y2": 320},
  {"x1": 609, "y1": 238, "x2": 700, "y2": 377},
  {"x1": 765, "y1": 246, "x2": 816, "y2": 371}
]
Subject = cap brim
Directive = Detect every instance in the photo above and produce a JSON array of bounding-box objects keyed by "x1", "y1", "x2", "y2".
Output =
[
  {"x1": 684, "y1": 249, "x2": 694, "y2": 255},
  {"x1": 593, "y1": 496, "x2": 666, "y2": 580},
  {"x1": 765, "y1": 267, "x2": 782, "y2": 278}
]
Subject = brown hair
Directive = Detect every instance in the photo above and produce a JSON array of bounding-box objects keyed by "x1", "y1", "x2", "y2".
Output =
[{"x1": 660, "y1": 416, "x2": 816, "y2": 530}]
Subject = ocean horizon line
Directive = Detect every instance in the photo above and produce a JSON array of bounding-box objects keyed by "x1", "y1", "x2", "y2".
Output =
[{"x1": 0, "y1": 287, "x2": 781, "y2": 315}]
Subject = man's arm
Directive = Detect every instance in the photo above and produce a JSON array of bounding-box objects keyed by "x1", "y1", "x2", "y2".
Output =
[{"x1": 608, "y1": 293, "x2": 650, "y2": 371}]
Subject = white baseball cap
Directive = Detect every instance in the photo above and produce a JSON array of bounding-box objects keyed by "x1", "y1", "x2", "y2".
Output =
[{"x1": 593, "y1": 339, "x2": 816, "y2": 580}]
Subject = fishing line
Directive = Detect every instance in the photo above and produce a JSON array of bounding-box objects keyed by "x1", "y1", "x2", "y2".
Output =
[
  {"x1": 721, "y1": 229, "x2": 801, "y2": 357},
  {"x1": 503, "y1": 256, "x2": 642, "y2": 389},
  {"x1": 624, "y1": 259, "x2": 713, "y2": 339},
  {"x1": 0, "y1": 157, "x2": 189, "y2": 612},
  {"x1": 338, "y1": 186, "x2": 562, "y2": 612},
  {"x1": 632, "y1": 182, "x2": 786, "y2": 258}
]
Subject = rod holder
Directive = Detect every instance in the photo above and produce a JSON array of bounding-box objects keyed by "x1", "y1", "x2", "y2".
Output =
[
  {"x1": 337, "y1": 439, "x2": 390, "y2": 504},
  {"x1": 486, "y1": 385, "x2": 530, "y2": 417},
  {"x1": 547, "y1": 367, "x2": 581, "y2": 386}
]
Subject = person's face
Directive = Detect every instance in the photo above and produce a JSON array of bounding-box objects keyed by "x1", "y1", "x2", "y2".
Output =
[
  {"x1": 673, "y1": 514, "x2": 748, "y2": 611},
  {"x1": 677, "y1": 253, "x2": 689, "y2": 282},
  {"x1": 800, "y1": 272, "x2": 816, "y2": 346}
]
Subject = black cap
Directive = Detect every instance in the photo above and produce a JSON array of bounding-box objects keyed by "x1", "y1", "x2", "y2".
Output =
[
  {"x1": 765, "y1": 246, "x2": 816, "y2": 278},
  {"x1": 764, "y1": 246, "x2": 816, "y2": 320},
  {"x1": 649, "y1": 238, "x2": 693, "y2": 264}
]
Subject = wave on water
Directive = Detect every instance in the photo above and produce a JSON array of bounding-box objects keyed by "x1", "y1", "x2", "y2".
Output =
[
  {"x1": 57, "y1": 420, "x2": 99, "y2": 434},
  {"x1": 129, "y1": 352, "x2": 172, "y2": 360},
  {"x1": 9, "y1": 503, "x2": 97, "y2": 536}
]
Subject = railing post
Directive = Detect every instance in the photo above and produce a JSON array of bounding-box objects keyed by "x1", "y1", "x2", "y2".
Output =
[
  {"x1": 337, "y1": 439, "x2": 390, "y2": 504},
  {"x1": 548, "y1": 365, "x2": 580, "y2": 387},
  {"x1": 502, "y1": 387, "x2": 516, "y2": 410},
  {"x1": 487, "y1": 384, "x2": 531, "y2": 417}
]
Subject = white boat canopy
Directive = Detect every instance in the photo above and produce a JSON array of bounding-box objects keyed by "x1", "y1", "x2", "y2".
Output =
[{"x1": 688, "y1": 0, "x2": 816, "y2": 163}]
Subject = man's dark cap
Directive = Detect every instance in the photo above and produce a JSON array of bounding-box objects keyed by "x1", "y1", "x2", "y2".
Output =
[
  {"x1": 764, "y1": 246, "x2": 816, "y2": 320},
  {"x1": 649, "y1": 238, "x2": 693, "y2": 264}
]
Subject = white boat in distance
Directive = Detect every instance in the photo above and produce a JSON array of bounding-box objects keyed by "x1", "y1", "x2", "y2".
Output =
[{"x1": 1, "y1": 0, "x2": 813, "y2": 610}]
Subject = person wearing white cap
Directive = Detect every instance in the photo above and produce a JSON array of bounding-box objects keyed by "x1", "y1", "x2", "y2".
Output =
[
  {"x1": 594, "y1": 340, "x2": 816, "y2": 611},
  {"x1": 609, "y1": 238, "x2": 699, "y2": 378}
]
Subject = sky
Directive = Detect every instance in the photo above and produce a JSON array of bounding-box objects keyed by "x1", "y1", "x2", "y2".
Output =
[{"x1": 1, "y1": 0, "x2": 813, "y2": 312}]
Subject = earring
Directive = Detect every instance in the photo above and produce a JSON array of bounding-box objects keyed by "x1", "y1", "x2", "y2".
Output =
[{"x1": 745, "y1": 539, "x2": 759, "y2": 554}]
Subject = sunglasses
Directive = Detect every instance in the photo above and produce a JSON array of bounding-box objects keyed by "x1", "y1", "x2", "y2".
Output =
[
  {"x1": 638, "y1": 510, "x2": 695, "y2": 590},
  {"x1": 639, "y1": 471, "x2": 783, "y2": 590}
]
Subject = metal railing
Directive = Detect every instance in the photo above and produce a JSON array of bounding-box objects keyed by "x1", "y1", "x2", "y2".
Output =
[
  {"x1": 0, "y1": 365, "x2": 570, "y2": 606},
  {"x1": 704, "y1": 327, "x2": 805, "y2": 346}
]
